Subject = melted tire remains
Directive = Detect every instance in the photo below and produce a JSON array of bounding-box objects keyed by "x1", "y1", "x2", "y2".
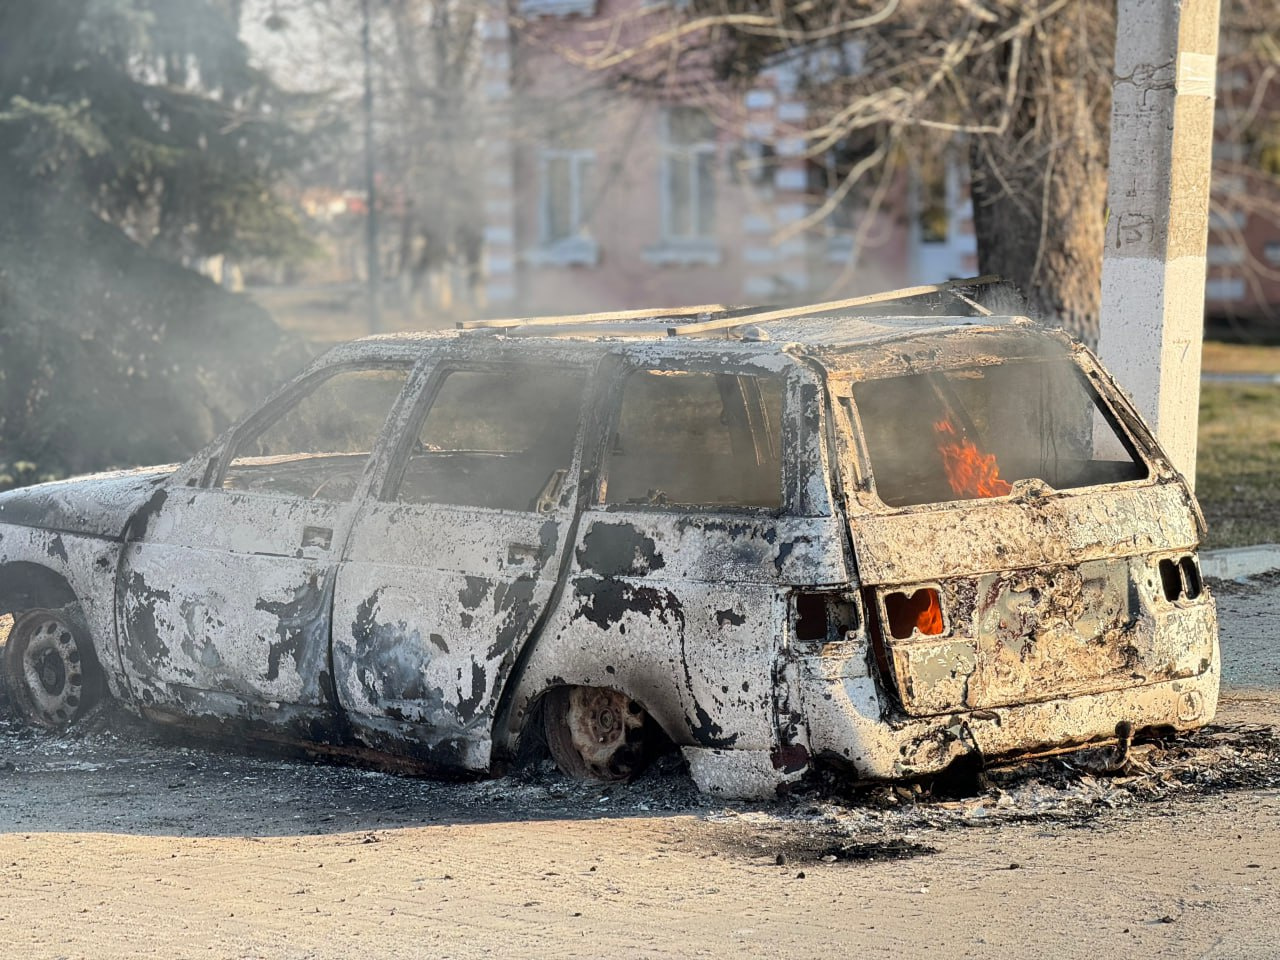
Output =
[
  {"x1": 543, "y1": 686, "x2": 651, "y2": 782},
  {"x1": 3, "y1": 608, "x2": 102, "y2": 730}
]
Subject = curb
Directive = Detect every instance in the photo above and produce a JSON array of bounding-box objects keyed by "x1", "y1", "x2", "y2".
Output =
[{"x1": 1201, "y1": 544, "x2": 1280, "y2": 581}]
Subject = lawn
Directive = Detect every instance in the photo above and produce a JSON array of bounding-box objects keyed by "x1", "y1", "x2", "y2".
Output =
[{"x1": 1197, "y1": 381, "x2": 1280, "y2": 550}]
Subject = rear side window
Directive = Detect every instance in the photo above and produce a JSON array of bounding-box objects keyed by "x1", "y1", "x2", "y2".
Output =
[
  {"x1": 603, "y1": 370, "x2": 782, "y2": 509},
  {"x1": 397, "y1": 368, "x2": 586, "y2": 511}
]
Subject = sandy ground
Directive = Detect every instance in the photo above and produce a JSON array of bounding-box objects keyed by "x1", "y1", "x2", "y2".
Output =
[{"x1": 0, "y1": 580, "x2": 1276, "y2": 959}]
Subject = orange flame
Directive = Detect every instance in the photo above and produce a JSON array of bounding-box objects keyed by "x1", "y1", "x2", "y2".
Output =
[
  {"x1": 933, "y1": 419, "x2": 1012, "y2": 499},
  {"x1": 916, "y1": 589, "x2": 944, "y2": 635}
]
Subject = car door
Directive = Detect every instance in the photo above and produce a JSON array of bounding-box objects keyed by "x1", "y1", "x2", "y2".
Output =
[
  {"x1": 330, "y1": 359, "x2": 590, "y2": 772},
  {"x1": 556, "y1": 364, "x2": 798, "y2": 751},
  {"x1": 115, "y1": 362, "x2": 414, "y2": 727}
]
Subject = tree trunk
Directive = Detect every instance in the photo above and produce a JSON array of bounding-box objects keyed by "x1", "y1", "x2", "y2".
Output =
[{"x1": 969, "y1": 5, "x2": 1112, "y2": 345}]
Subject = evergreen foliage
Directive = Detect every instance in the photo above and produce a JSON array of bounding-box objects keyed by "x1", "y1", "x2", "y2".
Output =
[{"x1": 0, "y1": 0, "x2": 314, "y2": 486}]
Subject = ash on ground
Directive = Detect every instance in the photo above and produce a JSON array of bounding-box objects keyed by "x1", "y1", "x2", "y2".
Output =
[{"x1": 0, "y1": 694, "x2": 1275, "y2": 867}]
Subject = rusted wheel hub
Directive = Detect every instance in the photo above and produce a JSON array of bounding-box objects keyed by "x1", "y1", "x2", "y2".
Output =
[
  {"x1": 4, "y1": 609, "x2": 90, "y2": 730},
  {"x1": 543, "y1": 686, "x2": 650, "y2": 782}
]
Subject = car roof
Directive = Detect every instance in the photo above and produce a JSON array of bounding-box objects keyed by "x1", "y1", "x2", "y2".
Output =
[
  {"x1": 313, "y1": 281, "x2": 1071, "y2": 372},
  {"x1": 323, "y1": 312, "x2": 1053, "y2": 364}
]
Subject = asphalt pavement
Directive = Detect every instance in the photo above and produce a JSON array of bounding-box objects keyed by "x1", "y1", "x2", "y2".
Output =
[{"x1": 1215, "y1": 571, "x2": 1280, "y2": 690}]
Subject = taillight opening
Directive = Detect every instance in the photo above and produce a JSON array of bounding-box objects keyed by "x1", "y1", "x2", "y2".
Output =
[
  {"x1": 1158, "y1": 555, "x2": 1203, "y2": 603},
  {"x1": 1180, "y1": 557, "x2": 1202, "y2": 600},
  {"x1": 883, "y1": 587, "x2": 945, "y2": 639},
  {"x1": 791, "y1": 592, "x2": 861, "y2": 648},
  {"x1": 1158, "y1": 558, "x2": 1182, "y2": 602}
]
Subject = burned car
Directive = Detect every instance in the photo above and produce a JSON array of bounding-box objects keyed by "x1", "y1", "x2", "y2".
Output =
[{"x1": 0, "y1": 294, "x2": 1218, "y2": 797}]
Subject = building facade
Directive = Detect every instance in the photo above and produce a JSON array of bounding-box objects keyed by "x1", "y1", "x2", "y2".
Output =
[{"x1": 478, "y1": 0, "x2": 977, "y2": 318}]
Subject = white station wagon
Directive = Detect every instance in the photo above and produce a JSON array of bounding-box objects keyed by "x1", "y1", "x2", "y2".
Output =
[{"x1": 0, "y1": 292, "x2": 1218, "y2": 797}]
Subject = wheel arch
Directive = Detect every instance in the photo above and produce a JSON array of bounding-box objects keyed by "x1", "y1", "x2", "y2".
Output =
[
  {"x1": 0, "y1": 562, "x2": 80, "y2": 618},
  {"x1": 512, "y1": 680, "x2": 682, "y2": 762}
]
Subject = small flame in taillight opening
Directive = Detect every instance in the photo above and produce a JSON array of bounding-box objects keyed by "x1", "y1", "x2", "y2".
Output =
[
  {"x1": 884, "y1": 587, "x2": 946, "y2": 639},
  {"x1": 933, "y1": 419, "x2": 1012, "y2": 499},
  {"x1": 915, "y1": 589, "x2": 943, "y2": 635}
]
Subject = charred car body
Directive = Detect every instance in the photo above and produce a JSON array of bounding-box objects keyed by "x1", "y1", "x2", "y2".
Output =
[{"x1": 0, "y1": 297, "x2": 1218, "y2": 797}]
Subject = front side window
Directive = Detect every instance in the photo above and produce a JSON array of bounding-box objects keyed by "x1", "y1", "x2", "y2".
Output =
[
  {"x1": 222, "y1": 366, "x2": 409, "y2": 500},
  {"x1": 848, "y1": 359, "x2": 1149, "y2": 508},
  {"x1": 603, "y1": 370, "x2": 782, "y2": 509},
  {"x1": 397, "y1": 368, "x2": 586, "y2": 512}
]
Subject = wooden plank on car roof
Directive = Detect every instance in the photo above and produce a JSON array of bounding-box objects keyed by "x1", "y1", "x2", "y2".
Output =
[
  {"x1": 457, "y1": 303, "x2": 731, "y2": 331},
  {"x1": 665, "y1": 276, "x2": 1002, "y2": 337}
]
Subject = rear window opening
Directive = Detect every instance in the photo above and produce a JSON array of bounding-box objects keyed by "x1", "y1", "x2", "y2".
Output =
[
  {"x1": 883, "y1": 588, "x2": 945, "y2": 640},
  {"x1": 849, "y1": 358, "x2": 1149, "y2": 508}
]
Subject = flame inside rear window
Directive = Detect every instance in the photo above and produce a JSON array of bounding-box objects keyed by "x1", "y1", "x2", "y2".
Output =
[{"x1": 849, "y1": 358, "x2": 1149, "y2": 508}]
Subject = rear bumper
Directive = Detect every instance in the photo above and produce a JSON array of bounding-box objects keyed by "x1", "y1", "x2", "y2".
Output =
[{"x1": 800, "y1": 619, "x2": 1220, "y2": 780}]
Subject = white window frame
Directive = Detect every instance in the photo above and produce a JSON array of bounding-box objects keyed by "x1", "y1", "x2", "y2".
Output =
[
  {"x1": 659, "y1": 108, "x2": 717, "y2": 244},
  {"x1": 532, "y1": 147, "x2": 599, "y2": 267},
  {"x1": 645, "y1": 109, "x2": 721, "y2": 266}
]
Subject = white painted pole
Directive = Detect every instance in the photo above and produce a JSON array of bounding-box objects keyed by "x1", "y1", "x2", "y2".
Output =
[{"x1": 1098, "y1": 0, "x2": 1220, "y2": 486}]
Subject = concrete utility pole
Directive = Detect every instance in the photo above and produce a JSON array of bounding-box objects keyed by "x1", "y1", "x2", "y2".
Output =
[
  {"x1": 1099, "y1": 0, "x2": 1220, "y2": 485},
  {"x1": 361, "y1": 0, "x2": 382, "y2": 335}
]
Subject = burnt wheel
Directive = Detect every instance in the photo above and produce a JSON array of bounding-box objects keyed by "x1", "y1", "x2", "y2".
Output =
[
  {"x1": 3, "y1": 608, "x2": 101, "y2": 730},
  {"x1": 543, "y1": 686, "x2": 651, "y2": 782}
]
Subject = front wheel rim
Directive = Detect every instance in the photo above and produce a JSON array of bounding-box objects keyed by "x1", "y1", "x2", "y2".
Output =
[{"x1": 12, "y1": 612, "x2": 85, "y2": 728}]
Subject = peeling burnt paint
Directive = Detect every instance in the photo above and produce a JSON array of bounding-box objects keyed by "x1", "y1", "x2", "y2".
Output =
[
  {"x1": 46, "y1": 535, "x2": 68, "y2": 563},
  {"x1": 572, "y1": 577, "x2": 685, "y2": 632},
  {"x1": 715, "y1": 608, "x2": 747, "y2": 627},
  {"x1": 564, "y1": 579, "x2": 744, "y2": 750},
  {"x1": 124, "y1": 488, "x2": 169, "y2": 542},
  {"x1": 351, "y1": 590, "x2": 433, "y2": 705},
  {"x1": 577, "y1": 522, "x2": 666, "y2": 577},
  {"x1": 0, "y1": 466, "x2": 175, "y2": 539},
  {"x1": 256, "y1": 574, "x2": 332, "y2": 685},
  {"x1": 123, "y1": 572, "x2": 173, "y2": 666}
]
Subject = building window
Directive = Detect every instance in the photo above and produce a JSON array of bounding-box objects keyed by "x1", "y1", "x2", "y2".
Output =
[
  {"x1": 660, "y1": 107, "x2": 717, "y2": 243},
  {"x1": 1205, "y1": 277, "x2": 1246, "y2": 302},
  {"x1": 1207, "y1": 244, "x2": 1245, "y2": 266},
  {"x1": 645, "y1": 108, "x2": 720, "y2": 265},
  {"x1": 1264, "y1": 242, "x2": 1280, "y2": 265},
  {"x1": 531, "y1": 148, "x2": 598, "y2": 266},
  {"x1": 814, "y1": 132, "x2": 881, "y2": 262},
  {"x1": 517, "y1": 0, "x2": 597, "y2": 16},
  {"x1": 1209, "y1": 208, "x2": 1248, "y2": 230}
]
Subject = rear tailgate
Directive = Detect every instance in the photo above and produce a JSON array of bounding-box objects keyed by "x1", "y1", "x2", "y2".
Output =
[{"x1": 850, "y1": 484, "x2": 1213, "y2": 717}]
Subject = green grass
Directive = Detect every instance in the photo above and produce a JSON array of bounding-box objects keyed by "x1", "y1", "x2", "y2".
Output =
[{"x1": 1197, "y1": 382, "x2": 1280, "y2": 550}]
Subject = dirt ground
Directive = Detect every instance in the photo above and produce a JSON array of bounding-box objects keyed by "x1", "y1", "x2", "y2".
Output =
[{"x1": 0, "y1": 581, "x2": 1277, "y2": 959}]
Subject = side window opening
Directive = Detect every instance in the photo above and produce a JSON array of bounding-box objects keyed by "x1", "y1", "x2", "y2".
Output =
[
  {"x1": 397, "y1": 367, "x2": 586, "y2": 512},
  {"x1": 602, "y1": 370, "x2": 783, "y2": 509},
  {"x1": 221, "y1": 366, "x2": 409, "y2": 500}
]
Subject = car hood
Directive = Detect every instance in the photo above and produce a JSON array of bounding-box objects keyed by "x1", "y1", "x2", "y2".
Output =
[{"x1": 0, "y1": 466, "x2": 177, "y2": 539}]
